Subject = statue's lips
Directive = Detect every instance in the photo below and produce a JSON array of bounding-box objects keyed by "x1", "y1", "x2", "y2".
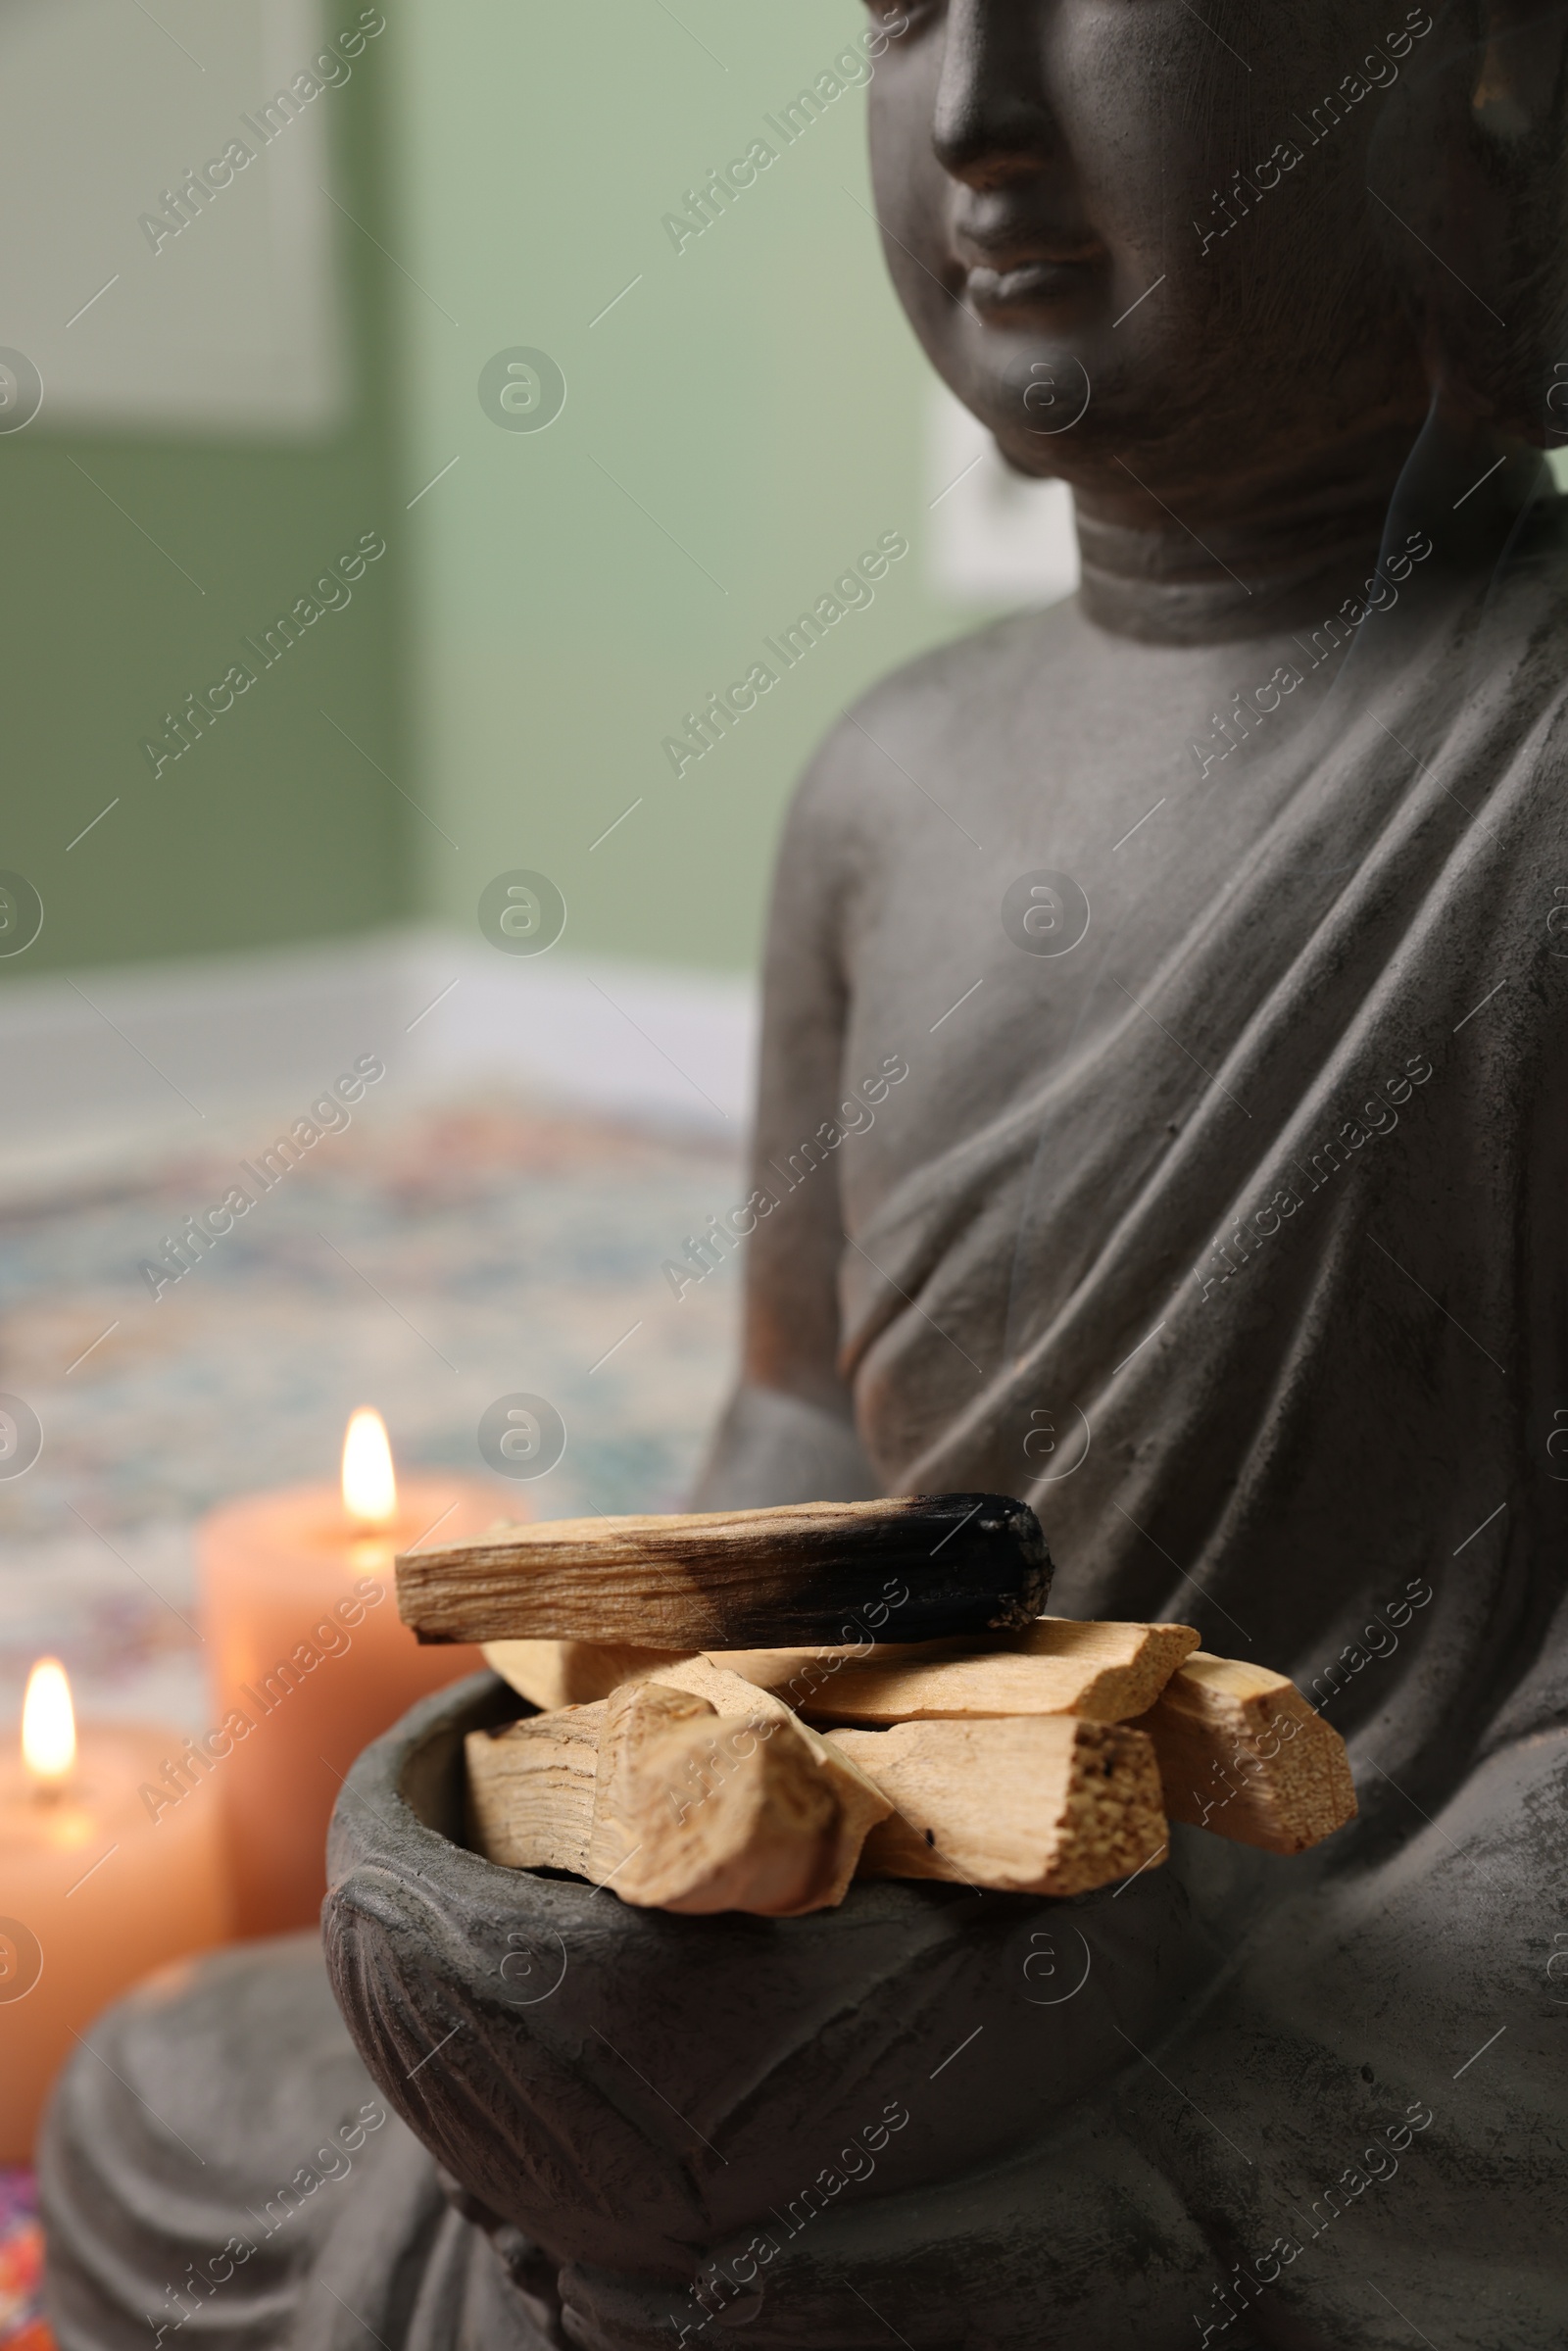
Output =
[{"x1": 962, "y1": 256, "x2": 1102, "y2": 311}]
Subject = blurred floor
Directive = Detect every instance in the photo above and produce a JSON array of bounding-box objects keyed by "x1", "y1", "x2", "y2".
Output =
[{"x1": 0, "y1": 1087, "x2": 743, "y2": 1734}]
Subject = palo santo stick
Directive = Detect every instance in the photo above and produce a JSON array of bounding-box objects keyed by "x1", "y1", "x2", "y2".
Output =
[
  {"x1": 482, "y1": 1620, "x2": 1200, "y2": 1727},
  {"x1": 465, "y1": 1681, "x2": 891, "y2": 1913},
  {"x1": 1129, "y1": 1652, "x2": 1356, "y2": 1855},
  {"x1": 648, "y1": 1657, "x2": 892, "y2": 1905},
  {"x1": 465, "y1": 1702, "x2": 605, "y2": 1873},
  {"x1": 482, "y1": 1639, "x2": 695, "y2": 1712},
  {"x1": 713, "y1": 1618, "x2": 1200, "y2": 1727},
  {"x1": 397, "y1": 1494, "x2": 1052, "y2": 1650},
  {"x1": 482, "y1": 1639, "x2": 862, "y2": 1717},
  {"x1": 588, "y1": 1683, "x2": 847, "y2": 1916},
  {"x1": 830, "y1": 1716, "x2": 1167, "y2": 1897}
]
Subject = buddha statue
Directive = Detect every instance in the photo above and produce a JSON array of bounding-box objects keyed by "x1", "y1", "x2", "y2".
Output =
[{"x1": 40, "y1": 3, "x2": 1568, "y2": 2345}]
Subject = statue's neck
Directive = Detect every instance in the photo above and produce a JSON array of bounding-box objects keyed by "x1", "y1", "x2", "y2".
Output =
[{"x1": 1070, "y1": 414, "x2": 1534, "y2": 647}]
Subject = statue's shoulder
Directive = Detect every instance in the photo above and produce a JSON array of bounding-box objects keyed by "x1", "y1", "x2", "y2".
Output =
[{"x1": 784, "y1": 600, "x2": 1077, "y2": 853}]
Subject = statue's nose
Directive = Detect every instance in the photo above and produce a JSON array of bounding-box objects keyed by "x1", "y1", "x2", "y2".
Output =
[{"x1": 930, "y1": 0, "x2": 1063, "y2": 187}]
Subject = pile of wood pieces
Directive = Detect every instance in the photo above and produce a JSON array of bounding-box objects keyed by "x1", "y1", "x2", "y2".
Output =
[{"x1": 395, "y1": 1494, "x2": 1356, "y2": 1919}]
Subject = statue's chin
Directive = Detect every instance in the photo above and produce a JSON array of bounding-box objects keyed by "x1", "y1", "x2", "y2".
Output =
[{"x1": 926, "y1": 319, "x2": 1154, "y2": 487}]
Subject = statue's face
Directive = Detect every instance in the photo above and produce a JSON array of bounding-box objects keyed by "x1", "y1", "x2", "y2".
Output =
[{"x1": 865, "y1": 0, "x2": 1435, "y2": 497}]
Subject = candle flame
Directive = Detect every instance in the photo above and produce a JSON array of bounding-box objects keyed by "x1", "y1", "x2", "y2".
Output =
[
  {"x1": 22, "y1": 1656, "x2": 75, "y2": 1785},
  {"x1": 342, "y1": 1407, "x2": 397, "y2": 1526}
]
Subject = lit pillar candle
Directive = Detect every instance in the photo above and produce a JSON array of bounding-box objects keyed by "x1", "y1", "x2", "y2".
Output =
[
  {"x1": 197, "y1": 1410, "x2": 510, "y2": 1936},
  {"x1": 0, "y1": 1660, "x2": 229, "y2": 2161}
]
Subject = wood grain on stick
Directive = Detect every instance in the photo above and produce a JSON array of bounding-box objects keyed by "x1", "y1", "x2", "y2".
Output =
[
  {"x1": 398, "y1": 1494, "x2": 1052, "y2": 1650},
  {"x1": 481, "y1": 1639, "x2": 694, "y2": 1712},
  {"x1": 465, "y1": 1703, "x2": 604, "y2": 1875},
  {"x1": 829, "y1": 1716, "x2": 1168, "y2": 1896},
  {"x1": 646, "y1": 1656, "x2": 893, "y2": 1905},
  {"x1": 483, "y1": 1619, "x2": 1199, "y2": 1727},
  {"x1": 1129, "y1": 1652, "x2": 1356, "y2": 1854},
  {"x1": 465, "y1": 1677, "x2": 893, "y2": 1914},
  {"x1": 712, "y1": 1617, "x2": 1200, "y2": 1725},
  {"x1": 587, "y1": 1683, "x2": 848, "y2": 1916}
]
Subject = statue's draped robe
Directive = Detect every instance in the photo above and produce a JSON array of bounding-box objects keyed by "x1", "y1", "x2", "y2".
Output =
[
  {"x1": 845, "y1": 511, "x2": 1568, "y2": 1795},
  {"x1": 42, "y1": 502, "x2": 1568, "y2": 2350}
]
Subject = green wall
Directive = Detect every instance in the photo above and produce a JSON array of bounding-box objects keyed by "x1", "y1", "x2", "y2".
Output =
[
  {"x1": 1, "y1": 2, "x2": 975, "y2": 990},
  {"x1": 388, "y1": 0, "x2": 972, "y2": 972},
  {"x1": 0, "y1": 42, "x2": 411, "y2": 983}
]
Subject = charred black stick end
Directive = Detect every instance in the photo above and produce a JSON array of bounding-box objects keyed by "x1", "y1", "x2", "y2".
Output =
[{"x1": 913, "y1": 1493, "x2": 1054, "y2": 1627}]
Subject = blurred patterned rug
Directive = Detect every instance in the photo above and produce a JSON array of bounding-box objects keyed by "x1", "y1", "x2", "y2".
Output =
[
  {"x1": 0, "y1": 1086, "x2": 743, "y2": 2338},
  {"x1": 0, "y1": 2172, "x2": 45, "y2": 2351},
  {"x1": 0, "y1": 1086, "x2": 742, "y2": 1733}
]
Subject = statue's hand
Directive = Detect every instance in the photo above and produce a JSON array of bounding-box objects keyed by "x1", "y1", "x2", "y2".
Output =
[{"x1": 556, "y1": 2106, "x2": 1216, "y2": 2349}]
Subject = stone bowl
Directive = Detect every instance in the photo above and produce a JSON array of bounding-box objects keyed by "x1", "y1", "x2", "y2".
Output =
[{"x1": 322, "y1": 1672, "x2": 1191, "y2": 2311}]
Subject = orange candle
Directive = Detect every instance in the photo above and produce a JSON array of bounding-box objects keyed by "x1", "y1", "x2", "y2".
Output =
[
  {"x1": 196, "y1": 1410, "x2": 510, "y2": 1936},
  {"x1": 0, "y1": 1660, "x2": 230, "y2": 2160}
]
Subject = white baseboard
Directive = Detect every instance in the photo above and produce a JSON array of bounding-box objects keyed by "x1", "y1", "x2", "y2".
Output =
[{"x1": 0, "y1": 929, "x2": 758, "y2": 1195}]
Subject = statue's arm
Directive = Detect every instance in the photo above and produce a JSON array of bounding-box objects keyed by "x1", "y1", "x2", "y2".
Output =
[{"x1": 693, "y1": 736, "x2": 880, "y2": 1508}]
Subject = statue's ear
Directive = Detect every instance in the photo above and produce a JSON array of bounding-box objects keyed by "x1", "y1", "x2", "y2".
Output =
[{"x1": 1369, "y1": 0, "x2": 1568, "y2": 441}]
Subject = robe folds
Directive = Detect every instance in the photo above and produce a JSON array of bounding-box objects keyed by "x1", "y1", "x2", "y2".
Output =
[
  {"x1": 840, "y1": 501, "x2": 1568, "y2": 1816},
  {"x1": 681, "y1": 478, "x2": 1568, "y2": 2340}
]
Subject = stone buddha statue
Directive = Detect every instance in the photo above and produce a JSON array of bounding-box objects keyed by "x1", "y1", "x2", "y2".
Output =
[{"x1": 41, "y1": 3, "x2": 1568, "y2": 2345}]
